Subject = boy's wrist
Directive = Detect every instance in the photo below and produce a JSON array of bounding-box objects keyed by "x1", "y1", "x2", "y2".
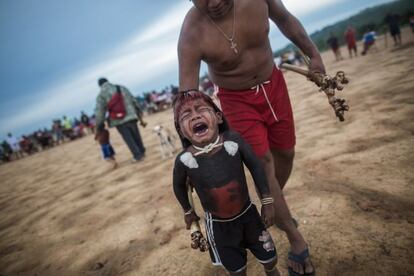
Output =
[
  {"x1": 261, "y1": 197, "x2": 274, "y2": 206},
  {"x1": 184, "y1": 207, "x2": 194, "y2": 215}
]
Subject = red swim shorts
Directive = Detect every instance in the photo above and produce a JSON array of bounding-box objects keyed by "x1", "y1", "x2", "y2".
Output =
[{"x1": 217, "y1": 67, "x2": 295, "y2": 157}]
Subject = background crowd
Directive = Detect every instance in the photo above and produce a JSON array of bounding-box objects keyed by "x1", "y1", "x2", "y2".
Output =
[{"x1": 0, "y1": 84, "x2": 178, "y2": 164}]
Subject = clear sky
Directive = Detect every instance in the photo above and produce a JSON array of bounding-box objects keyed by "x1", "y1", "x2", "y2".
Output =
[{"x1": 0, "y1": 0, "x2": 393, "y2": 139}]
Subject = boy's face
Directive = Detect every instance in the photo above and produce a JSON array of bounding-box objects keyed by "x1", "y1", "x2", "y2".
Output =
[{"x1": 177, "y1": 99, "x2": 223, "y2": 147}]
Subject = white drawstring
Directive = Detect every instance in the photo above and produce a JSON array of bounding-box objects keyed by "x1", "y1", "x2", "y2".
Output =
[
  {"x1": 212, "y1": 85, "x2": 223, "y2": 111},
  {"x1": 251, "y1": 81, "x2": 279, "y2": 122},
  {"x1": 193, "y1": 135, "x2": 223, "y2": 156}
]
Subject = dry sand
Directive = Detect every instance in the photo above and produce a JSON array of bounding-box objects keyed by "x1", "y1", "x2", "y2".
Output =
[{"x1": 1, "y1": 28, "x2": 413, "y2": 276}]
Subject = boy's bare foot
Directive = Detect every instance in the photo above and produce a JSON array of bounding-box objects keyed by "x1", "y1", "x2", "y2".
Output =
[
  {"x1": 106, "y1": 159, "x2": 117, "y2": 169},
  {"x1": 263, "y1": 258, "x2": 280, "y2": 276}
]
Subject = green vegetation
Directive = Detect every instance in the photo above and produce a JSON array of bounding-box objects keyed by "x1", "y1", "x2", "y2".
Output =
[{"x1": 274, "y1": 0, "x2": 414, "y2": 56}]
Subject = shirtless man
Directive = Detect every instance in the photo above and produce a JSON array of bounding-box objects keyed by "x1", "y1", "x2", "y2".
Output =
[{"x1": 178, "y1": 1, "x2": 325, "y2": 275}]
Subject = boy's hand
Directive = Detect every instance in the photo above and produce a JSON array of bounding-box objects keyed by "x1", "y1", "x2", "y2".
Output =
[
  {"x1": 184, "y1": 211, "x2": 200, "y2": 230},
  {"x1": 261, "y1": 204, "x2": 275, "y2": 228}
]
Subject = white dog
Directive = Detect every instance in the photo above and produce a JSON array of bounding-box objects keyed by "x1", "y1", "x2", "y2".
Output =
[{"x1": 152, "y1": 125, "x2": 177, "y2": 159}]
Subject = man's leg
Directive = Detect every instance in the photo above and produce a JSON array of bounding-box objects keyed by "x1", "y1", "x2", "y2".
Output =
[
  {"x1": 260, "y1": 151, "x2": 314, "y2": 275},
  {"x1": 116, "y1": 123, "x2": 143, "y2": 160},
  {"x1": 126, "y1": 120, "x2": 146, "y2": 154},
  {"x1": 271, "y1": 148, "x2": 295, "y2": 190}
]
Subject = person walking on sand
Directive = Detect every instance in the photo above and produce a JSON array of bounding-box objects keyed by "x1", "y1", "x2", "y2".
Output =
[
  {"x1": 178, "y1": 0, "x2": 324, "y2": 275},
  {"x1": 95, "y1": 123, "x2": 117, "y2": 169},
  {"x1": 6, "y1": 133, "x2": 23, "y2": 160},
  {"x1": 344, "y1": 26, "x2": 357, "y2": 58},
  {"x1": 361, "y1": 30, "x2": 377, "y2": 55},
  {"x1": 95, "y1": 78, "x2": 147, "y2": 162},
  {"x1": 385, "y1": 13, "x2": 402, "y2": 46},
  {"x1": 410, "y1": 14, "x2": 414, "y2": 33},
  {"x1": 327, "y1": 32, "x2": 343, "y2": 61},
  {"x1": 80, "y1": 111, "x2": 92, "y2": 135}
]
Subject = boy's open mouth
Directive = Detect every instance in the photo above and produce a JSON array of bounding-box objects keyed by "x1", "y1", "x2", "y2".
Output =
[{"x1": 193, "y1": 122, "x2": 209, "y2": 136}]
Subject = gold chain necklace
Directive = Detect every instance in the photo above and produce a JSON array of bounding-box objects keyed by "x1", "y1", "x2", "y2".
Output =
[{"x1": 206, "y1": 0, "x2": 238, "y2": 54}]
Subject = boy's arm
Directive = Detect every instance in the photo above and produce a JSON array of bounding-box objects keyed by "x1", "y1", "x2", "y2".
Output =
[
  {"x1": 173, "y1": 156, "x2": 192, "y2": 212},
  {"x1": 234, "y1": 132, "x2": 275, "y2": 227},
  {"x1": 173, "y1": 156, "x2": 200, "y2": 229},
  {"x1": 235, "y1": 134, "x2": 271, "y2": 198}
]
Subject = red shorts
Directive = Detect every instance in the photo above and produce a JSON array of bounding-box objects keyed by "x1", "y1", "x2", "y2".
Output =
[{"x1": 217, "y1": 67, "x2": 295, "y2": 157}]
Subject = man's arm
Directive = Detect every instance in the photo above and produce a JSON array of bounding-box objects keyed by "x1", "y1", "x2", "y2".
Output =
[
  {"x1": 178, "y1": 19, "x2": 203, "y2": 92},
  {"x1": 94, "y1": 94, "x2": 107, "y2": 131},
  {"x1": 267, "y1": 0, "x2": 325, "y2": 74},
  {"x1": 123, "y1": 87, "x2": 147, "y2": 127}
]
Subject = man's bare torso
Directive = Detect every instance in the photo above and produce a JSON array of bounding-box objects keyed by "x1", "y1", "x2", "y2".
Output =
[{"x1": 181, "y1": 0, "x2": 275, "y2": 90}]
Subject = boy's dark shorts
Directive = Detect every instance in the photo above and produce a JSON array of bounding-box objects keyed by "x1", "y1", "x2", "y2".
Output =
[{"x1": 205, "y1": 203, "x2": 277, "y2": 273}]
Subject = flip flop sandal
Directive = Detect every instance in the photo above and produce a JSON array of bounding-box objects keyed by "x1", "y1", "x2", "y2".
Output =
[{"x1": 288, "y1": 248, "x2": 315, "y2": 276}]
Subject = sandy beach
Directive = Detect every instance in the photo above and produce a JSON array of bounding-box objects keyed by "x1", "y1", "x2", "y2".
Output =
[{"x1": 1, "y1": 28, "x2": 413, "y2": 276}]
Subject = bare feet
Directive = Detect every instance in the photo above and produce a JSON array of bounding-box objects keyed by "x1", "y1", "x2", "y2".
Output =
[{"x1": 106, "y1": 159, "x2": 117, "y2": 169}]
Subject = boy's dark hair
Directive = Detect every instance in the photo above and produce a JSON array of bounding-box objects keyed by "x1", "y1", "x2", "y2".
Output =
[{"x1": 172, "y1": 91, "x2": 229, "y2": 149}]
